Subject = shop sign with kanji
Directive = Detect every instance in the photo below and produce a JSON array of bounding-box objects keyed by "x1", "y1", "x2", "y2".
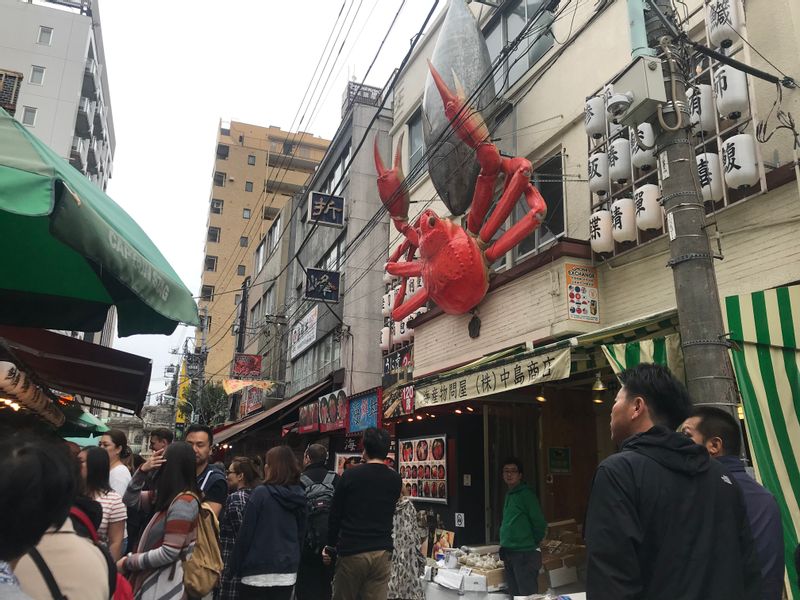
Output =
[
  {"x1": 347, "y1": 388, "x2": 382, "y2": 433},
  {"x1": 382, "y1": 345, "x2": 414, "y2": 420},
  {"x1": 304, "y1": 268, "x2": 340, "y2": 303},
  {"x1": 415, "y1": 347, "x2": 571, "y2": 408},
  {"x1": 232, "y1": 353, "x2": 262, "y2": 378},
  {"x1": 308, "y1": 192, "x2": 345, "y2": 227}
]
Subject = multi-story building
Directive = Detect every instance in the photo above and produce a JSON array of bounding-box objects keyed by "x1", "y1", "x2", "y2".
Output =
[
  {"x1": 379, "y1": 0, "x2": 800, "y2": 570},
  {"x1": 0, "y1": 0, "x2": 115, "y2": 190},
  {"x1": 197, "y1": 121, "x2": 329, "y2": 385}
]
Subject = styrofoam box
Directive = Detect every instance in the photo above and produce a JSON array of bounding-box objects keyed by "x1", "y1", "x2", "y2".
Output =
[{"x1": 547, "y1": 565, "x2": 578, "y2": 588}]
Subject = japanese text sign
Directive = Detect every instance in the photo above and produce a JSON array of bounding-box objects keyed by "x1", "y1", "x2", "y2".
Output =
[
  {"x1": 308, "y1": 192, "x2": 345, "y2": 227},
  {"x1": 232, "y1": 353, "x2": 262, "y2": 378},
  {"x1": 304, "y1": 268, "x2": 340, "y2": 303},
  {"x1": 415, "y1": 347, "x2": 571, "y2": 409},
  {"x1": 290, "y1": 306, "x2": 318, "y2": 359},
  {"x1": 565, "y1": 263, "x2": 599, "y2": 323},
  {"x1": 347, "y1": 388, "x2": 382, "y2": 433}
]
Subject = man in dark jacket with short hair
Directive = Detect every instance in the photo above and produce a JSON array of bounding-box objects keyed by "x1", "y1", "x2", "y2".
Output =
[
  {"x1": 296, "y1": 444, "x2": 339, "y2": 600},
  {"x1": 585, "y1": 363, "x2": 762, "y2": 600}
]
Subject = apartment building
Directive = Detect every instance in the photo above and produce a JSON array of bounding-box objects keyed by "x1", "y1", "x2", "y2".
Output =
[{"x1": 197, "y1": 121, "x2": 329, "y2": 385}]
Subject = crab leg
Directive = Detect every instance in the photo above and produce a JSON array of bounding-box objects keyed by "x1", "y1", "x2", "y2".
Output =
[
  {"x1": 390, "y1": 244, "x2": 427, "y2": 321},
  {"x1": 479, "y1": 160, "x2": 533, "y2": 245},
  {"x1": 485, "y1": 184, "x2": 547, "y2": 263},
  {"x1": 374, "y1": 133, "x2": 418, "y2": 247},
  {"x1": 392, "y1": 287, "x2": 430, "y2": 322}
]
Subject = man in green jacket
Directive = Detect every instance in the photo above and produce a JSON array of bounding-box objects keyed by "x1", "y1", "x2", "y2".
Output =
[{"x1": 499, "y1": 457, "x2": 547, "y2": 596}]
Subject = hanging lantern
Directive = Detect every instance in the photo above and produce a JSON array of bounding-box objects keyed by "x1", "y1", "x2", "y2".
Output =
[
  {"x1": 417, "y1": 276, "x2": 424, "y2": 289},
  {"x1": 380, "y1": 326, "x2": 390, "y2": 352},
  {"x1": 696, "y1": 153, "x2": 724, "y2": 202},
  {"x1": 707, "y1": 0, "x2": 742, "y2": 49},
  {"x1": 585, "y1": 96, "x2": 606, "y2": 139},
  {"x1": 589, "y1": 209, "x2": 614, "y2": 254},
  {"x1": 631, "y1": 123, "x2": 656, "y2": 171},
  {"x1": 407, "y1": 276, "x2": 417, "y2": 296},
  {"x1": 382, "y1": 292, "x2": 391, "y2": 317},
  {"x1": 416, "y1": 305, "x2": 428, "y2": 316},
  {"x1": 611, "y1": 197, "x2": 636, "y2": 243},
  {"x1": 634, "y1": 184, "x2": 662, "y2": 230},
  {"x1": 688, "y1": 85, "x2": 715, "y2": 136},
  {"x1": 722, "y1": 134, "x2": 759, "y2": 189},
  {"x1": 406, "y1": 316, "x2": 415, "y2": 340},
  {"x1": 393, "y1": 319, "x2": 408, "y2": 344},
  {"x1": 588, "y1": 152, "x2": 609, "y2": 196},
  {"x1": 714, "y1": 66, "x2": 748, "y2": 120},
  {"x1": 382, "y1": 271, "x2": 392, "y2": 285},
  {"x1": 609, "y1": 138, "x2": 632, "y2": 184}
]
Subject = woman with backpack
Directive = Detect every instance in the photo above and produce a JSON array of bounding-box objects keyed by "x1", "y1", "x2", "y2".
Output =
[
  {"x1": 216, "y1": 456, "x2": 262, "y2": 600},
  {"x1": 79, "y1": 446, "x2": 128, "y2": 560},
  {"x1": 120, "y1": 441, "x2": 200, "y2": 600},
  {"x1": 231, "y1": 446, "x2": 307, "y2": 600}
]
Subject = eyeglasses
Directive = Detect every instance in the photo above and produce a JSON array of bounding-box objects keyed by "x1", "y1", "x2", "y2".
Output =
[
  {"x1": 502, "y1": 469, "x2": 519, "y2": 474},
  {"x1": 227, "y1": 469, "x2": 237, "y2": 475}
]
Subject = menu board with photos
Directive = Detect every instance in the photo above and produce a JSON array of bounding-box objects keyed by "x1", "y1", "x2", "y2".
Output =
[{"x1": 398, "y1": 435, "x2": 447, "y2": 504}]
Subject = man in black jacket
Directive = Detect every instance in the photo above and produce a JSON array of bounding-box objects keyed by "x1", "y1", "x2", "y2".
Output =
[
  {"x1": 296, "y1": 444, "x2": 339, "y2": 600},
  {"x1": 585, "y1": 363, "x2": 762, "y2": 600}
]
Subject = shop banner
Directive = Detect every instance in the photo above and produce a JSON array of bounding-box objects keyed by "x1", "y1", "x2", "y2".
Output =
[
  {"x1": 335, "y1": 452, "x2": 363, "y2": 475},
  {"x1": 290, "y1": 306, "x2": 318, "y2": 359},
  {"x1": 415, "y1": 347, "x2": 571, "y2": 408},
  {"x1": 319, "y1": 389, "x2": 347, "y2": 432},
  {"x1": 298, "y1": 403, "x2": 319, "y2": 433},
  {"x1": 382, "y1": 345, "x2": 414, "y2": 419},
  {"x1": 347, "y1": 388, "x2": 382, "y2": 433},
  {"x1": 565, "y1": 263, "x2": 599, "y2": 323},
  {"x1": 240, "y1": 387, "x2": 263, "y2": 418},
  {"x1": 222, "y1": 378, "x2": 274, "y2": 395},
  {"x1": 232, "y1": 353, "x2": 262, "y2": 378},
  {"x1": 399, "y1": 435, "x2": 447, "y2": 504}
]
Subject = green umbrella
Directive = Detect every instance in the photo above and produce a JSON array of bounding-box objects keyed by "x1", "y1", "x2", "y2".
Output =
[{"x1": 0, "y1": 109, "x2": 199, "y2": 336}]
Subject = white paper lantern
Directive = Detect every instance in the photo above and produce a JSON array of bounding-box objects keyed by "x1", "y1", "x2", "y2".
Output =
[
  {"x1": 609, "y1": 138, "x2": 632, "y2": 184},
  {"x1": 611, "y1": 197, "x2": 637, "y2": 243},
  {"x1": 406, "y1": 317, "x2": 415, "y2": 340},
  {"x1": 707, "y1": 0, "x2": 742, "y2": 49},
  {"x1": 585, "y1": 96, "x2": 606, "y2": 139},
  {"x1": 382, "y1": 271, "x2": 392, "y2": 285},
  {"x1": 714, "y1": 66, "x2": 748, "y2": 120},
  {"x1": 588, "y1": 152, "x2": 609, "y2": 196},
  {"x1": 634, "y1": 184, "x2": 662, "y2": 230},
  {"x1": 631, "y1": 123, "x2": 656, "y2": 171},
  {"x1": 688, "y1": 85, "x2": 715, "y2": 136},
  {"x1": 696, "y1": 153, "x2": 724, "y2": 202},
  {"x1": 589, "y1": 210, "x2": 614, "y2": 254},
  {"x1": 381, "y1": 293, "x2": 391, "y2": 317},
  {"x1": 721, "y1": 134, "x2": 759, "y2": 189},
  {"x1": 416, "y1": 305, "x2": 428, "y2": 316},
  {"x1": 407, "y1": 276, "x2": 417, "y2": 296},
  {"x1": 393, "y1": 319, "x2": 407, "y2": 344},
  {"x1": 417, "y1": 276, "x2": 424, "y2": 289},
  {"x1": 380, "y1": 326, "x2": 390, "y2": 352}
]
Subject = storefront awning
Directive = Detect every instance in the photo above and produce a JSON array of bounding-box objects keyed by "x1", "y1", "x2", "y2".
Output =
[
  {"x1": 214, "y1": 379, "x2": 331, "y2": 445},
  {"x1": 0, "y1": 325, "x2": 152, "y2": 415}
]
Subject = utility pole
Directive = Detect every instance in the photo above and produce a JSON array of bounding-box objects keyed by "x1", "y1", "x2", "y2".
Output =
[{"x1": 634, "y1": 0, "x2": 738, "y2": 414}]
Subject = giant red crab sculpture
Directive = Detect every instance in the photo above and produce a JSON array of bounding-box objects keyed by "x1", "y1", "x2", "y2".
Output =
[{"x1": 374, "y1": 62, "x2": 548, "y2": 322}]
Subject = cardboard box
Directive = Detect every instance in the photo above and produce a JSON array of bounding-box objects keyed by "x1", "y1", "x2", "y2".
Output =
[
  {"x1": 470, "y1": 566, "x2": 506, "y2": 591},
  {"x1": 462, "y1": 574, "x2": 488, "y2": 592},
  {"x1": 548, "y1": 565, "x2": 578, "y2": 588}
]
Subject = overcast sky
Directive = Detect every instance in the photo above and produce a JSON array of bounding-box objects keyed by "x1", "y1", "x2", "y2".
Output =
[{"x1": 101, "y1": 1, "x2": 444, "y2": 397}]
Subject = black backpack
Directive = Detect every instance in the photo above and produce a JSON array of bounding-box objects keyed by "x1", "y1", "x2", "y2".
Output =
[{"x1": 300, "y1": 472, "x2": 336, "y2": 552}]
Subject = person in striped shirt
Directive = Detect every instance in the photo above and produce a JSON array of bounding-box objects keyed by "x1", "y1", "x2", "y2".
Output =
[{"x1": 79, "y1": 446, "x2": 127, "y2": 560}]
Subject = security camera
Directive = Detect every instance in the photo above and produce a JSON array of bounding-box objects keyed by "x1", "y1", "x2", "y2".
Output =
[{"x1": 607, "y1": 92, "x2": 634, "y2": 122}]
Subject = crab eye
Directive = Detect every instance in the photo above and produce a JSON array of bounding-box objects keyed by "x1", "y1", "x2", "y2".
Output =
[{"x1": 427, "y1": 215, "x2": 436, "y2": 228}]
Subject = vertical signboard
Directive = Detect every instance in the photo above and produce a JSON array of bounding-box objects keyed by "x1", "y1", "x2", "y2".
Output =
[
  {"x1": 346, "y1": 388, "x2": 382, "y2": 434},
  {"x1": 290, "y1": 306, "x2": 318, "y2": 359},
  {"x1": 565, "y1": 263, "x2": 600, "y2": 323}
]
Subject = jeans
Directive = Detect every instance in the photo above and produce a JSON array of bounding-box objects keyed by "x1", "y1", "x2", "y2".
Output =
[{"x1": 501, "y1": 548, "x2": 542, "y2": 597}]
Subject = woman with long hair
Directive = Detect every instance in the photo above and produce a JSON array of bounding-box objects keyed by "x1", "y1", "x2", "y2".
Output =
[
  {"x1": 231, "y1": 446, "x2": 307, "y2": 600},
  {"x1": 215, "y1": 456, "x2": 263, "y2": 600},
  {"x1": 79, "y1": 446, "x2": 127, "y2": 560},
  {"x1": 120, "y1": 442, "x2": 200, "y2": 600},
  {"x1": 387, "y1": 485, "x2": 425, "y2": 600},
  {"x1": 100, "y1": 429, "x2": 133, "y2": 497}
]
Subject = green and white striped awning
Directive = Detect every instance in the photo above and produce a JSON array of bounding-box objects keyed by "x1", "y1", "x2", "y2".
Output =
[
  {"x1": 725, "y1": 284, "x2": 800, "y2": 599},
  {"x1": 601, "y1": 333, "x2": 685, "y2": 383}
]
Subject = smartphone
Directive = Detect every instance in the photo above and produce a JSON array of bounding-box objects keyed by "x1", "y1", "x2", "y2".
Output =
[{"x1": 324, "y1": 545, "x2": 338, "y2": 559}]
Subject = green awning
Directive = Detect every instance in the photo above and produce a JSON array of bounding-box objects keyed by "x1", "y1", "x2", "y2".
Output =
[
  {"x1": 58, "y1": 402, "x2": 109, "y2": 437},
  {"x1": 0, "y1": 109, "x2": 199, "y2": 336},
  {"x1": 724, "y1": 284, "x2": 800, "y2": 599},
  {"x1": 601, "y1": 333, "x2": 685, "y2": 382}
]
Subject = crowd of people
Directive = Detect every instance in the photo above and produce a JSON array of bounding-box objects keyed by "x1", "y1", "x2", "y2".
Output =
[{"x1": 0, "y1": 363, "x2": 794, "y2": 600}]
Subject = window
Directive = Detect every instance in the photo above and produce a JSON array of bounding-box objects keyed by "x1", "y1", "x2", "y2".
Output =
[
  {"x1": 263, "y1": 206, "x2": 280, "y2": 220},
  {"x1": 267, "y1": 214, "x2": 282, "y2": 251},
  {"x1": 211, "y1": 199, "x2": 223, "y2": 214},
  {"x1": 21, "y1": 106, "x2": 37, "y2": 126},
  {"x1": 245, "y1": 181, "x2": 253, "y2": 192},
  {"x1": 29, "y1": 66, "x2": 45, "y2": 85},
  {"x1": 408, "y1": 111, "x2": 425, "y2": 177},
  {"x1": 240, "y1": 236, "x2": 249, "y2": 247},
  {"x1": 234, "y1": 293, "x2": 242, "y2": 306},
  {"x1": 237, "y1": 265, "x2": 246, "y2": 276},
  {"x1": 204, "y1": 255, "x2": 218, "y2": 271},
  {"x1": 513, "y1": 153, "x2": 565, "y2": 258},
  {"x1": 283, "y1": 142, "x2": 293, "y2": 155},
  {"x1": 250, "y1": 300, "x2": 262, "y2": 328},
  {"x1": 37, "y1": 26, "x2": 53, "y2": 46},
  {"x1": 243, "y1": 208, "x2": 251, "y2": 219},
  {"x1": 205, "y1": 315, "x2": 212, "y2": 332},
  {"x1": 207, "y1": 227, "x2": 221, "y2": 243},
  {"x1": 220, "y1": 127, "x2": 230, "y2": 136},
  {"x1": 263, "y1": 286, "x2": 276, "y2": 315},
  {"x1": 213, "y1": 171, "x2": 226, "y2": 187},
  {"x1": 485, "y1": 0, "x2": 557, "y2": 92},
  {"x1": 254, "y1": 240, "x2": 266, "y2": 273},
  {"x1": 247, "y1": 154, "x2": 256, "y2": 166},
  {"x1": 200, "y1": 285, "x2": 215, "y2": 301},
  {"x1": 216, "y1": 144, "x2": 229, "y2": 159}
]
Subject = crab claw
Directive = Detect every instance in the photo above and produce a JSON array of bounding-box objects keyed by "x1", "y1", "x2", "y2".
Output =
[
  {"x1": 427, "y1": 60, "x2": 490, "y2": 149},
  {"x1": 374, "y1": 132, "x2": 410, "y2": 222}
]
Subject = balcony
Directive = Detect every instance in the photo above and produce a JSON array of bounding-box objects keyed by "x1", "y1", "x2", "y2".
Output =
[
  {"x1": 70, "y1": 136, "x2": 87, "y2": 172},
  {"x1": 82, "y1": 59, "x2": 99, "y2": 98},
  {"x1": 75, "y1": 97, "x2": 95, "y2": 138},
  {"x1": 265, "y1": 167, "x2": 311, "y2": 195},
  {"x1": 86, "y1": 138, "x2": 99, "y2": 173},
  {"x1": 93, "y1": 102, "x2": 106, "y2": 136}
]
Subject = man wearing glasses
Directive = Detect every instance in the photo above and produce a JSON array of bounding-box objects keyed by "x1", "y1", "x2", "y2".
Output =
[{"x1": 499, "y1": 458, "x2": 546, "y2": 597}]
